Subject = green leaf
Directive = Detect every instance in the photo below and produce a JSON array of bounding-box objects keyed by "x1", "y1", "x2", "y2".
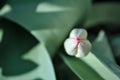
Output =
[
  {"x1": 81, "y1": 52, "x2": 120, "y2": 80},
  {"x1": 92, "y1": 30, "x2": 116, "y2": 63},
  {"x1": 81, "y1": 31, "x2": 120, "y2": 80},
  {"x1": 0, "y1": 68, "x2": 2, "y2": 80},
  {"x1": 61, "y1": 54, "x2": 104, "y2": 80},
  {"x1": 1, "y1": 44, "x2": 56, "y2": 80},
  {"x1": 89, "y1": 31, "x2": 120, "y2": 80},
  {"x1": 0, "y1": 18, "x2": 55, "y2": 80},
  {"x1": 110, "y1": 35, "x2": 120, "y2": 57},
  {"x1": 61, "y1": 31, "x2": 120, "y2": 80},
  {"x1": 0, "y1": 4, "x2": 12, "y2": 16},
  {"x1": 4, "y1": 0, "x2": 91, "y2": 30},
  {"x1": 61, "y1": 52, "x2": 120, "y2": 80},
  {"x1": 85, "y1": 3, "x2": 120, "y2": 28},
  {"x1": 3, "y1": 0, "x2": 91, "y2": 56},
  {"x1": 0, "y1": 29, "x2": 3, "y2": 43}
]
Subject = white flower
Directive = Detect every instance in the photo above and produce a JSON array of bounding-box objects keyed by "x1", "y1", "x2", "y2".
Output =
[{"x1": 64, "y1": 28, "x2": 91, "y2": 58}]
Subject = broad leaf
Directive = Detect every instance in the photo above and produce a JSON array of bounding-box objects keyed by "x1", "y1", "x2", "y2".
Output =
[
  {"x1": 4, "y1": 0, "x2": 91, "y2": 30},
  {"x1": 0, "y1": 18, "x2": 55, "y2": 80},
  {"x1": 1, "y1": 44, "x2": 55, "y2": 80},
  {"x1": 92, "y1": 30, "x2": 115, "y2": 63},
  {"x1": 0, "y1": 4, "x2": 11, "y2": 16},
  {"x1": 85, "y1": 3, "x2": 120, "y2": 28},
  {"x1": 81, "y1": 53, "x2": 120, "y2": 80},
  {"x1": 61, "y1": 51, "x2": 120, "y2": 80},
  {"x1": 0, "y1": 29, "x2": 3, "y2": 43},
  {"x1": 3, "y1": 0, "x2": 91, "y2": 56},
  {"x1": 0, "y1": 68, "x2": 2, "y2": 80},
  {"x1": 61, "y1": 31, "x2": 120, "y2": 80},
  {"x1": 61, "y1": 54, "x2": 103, "y2": 80},
  {"x1": 110, "y1": 35, "x2": 120, "y2": 57}
]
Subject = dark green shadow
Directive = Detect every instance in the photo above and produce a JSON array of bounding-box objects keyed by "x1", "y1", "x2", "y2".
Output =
[{"x1": 0, "y1": 17, "x2": 39, "y2": 76}]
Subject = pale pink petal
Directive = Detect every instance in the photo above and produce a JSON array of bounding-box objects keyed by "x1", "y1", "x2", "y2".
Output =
[
  {"x1": 70, "y1": 28, "x2": 87, "y2": 40},
  {"x1": 64, "y1": 39, "x2": 77, "y2": 56},
  {"x1": 75, "y1": 40, "x2": 91, "y2": 57}
]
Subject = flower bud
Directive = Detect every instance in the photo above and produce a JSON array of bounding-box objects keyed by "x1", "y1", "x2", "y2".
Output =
[{"x1": 64, "y1": 28, "x2": 91, "y2": 58}]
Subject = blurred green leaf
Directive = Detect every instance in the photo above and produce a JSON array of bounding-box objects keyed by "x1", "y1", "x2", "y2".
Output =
[
  {"x1": 90, "y1": 31, "x2": 120, "y2": 80},
  {"x1": 81, "y1": 52, "x2": 120, "y2": 80},
  {"x1": 0, "y1": 4, "x2": 11, "y2": 16},
  {"x1": 1, "y1": 44, "x2": 56, "y2": 80},
  {"x1": 0, "y1": 29, "x2": 3, "y2": 43},
  {"x1": 61, "y1": 31, "x2": 120, "y2": 80},
  {"x1": 4, "y1": 0, "x2": 91, "y2": 30},
  {"x1": 3, "y1": 0, "x2": 91, "y2": 56},
  {"x1": 61, "y1": 52, "x2": 120, "y2": 80},
  {"x1": 0, "y1": 68, "x2": 2, "y2": 80},
  {"x1": 110, "y1": 35, "x2": 120, "y2": 57},
  {"x1": 36, "y1": 2, "x2": 73, "y2": 13},
  {"x1": 61, "y1": 54, "x2": 104, "y2": 80},
  {"x1": 0, "y1": 18, "x2": 38, "y2": 76},
  {"x1": 85, "y1": 3, "x2": 120, "y2": 28},
  {"x1": 92, "y1": 30, "x2": 115, "y2": 63},
  {"x1": 0, "y1": 18, "x2": 55, "y2": 80}
]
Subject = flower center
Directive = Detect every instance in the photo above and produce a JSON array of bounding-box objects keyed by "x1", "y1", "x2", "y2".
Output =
[{"x1": 75, "y1": 37, "x2": 80, "y2": 44}]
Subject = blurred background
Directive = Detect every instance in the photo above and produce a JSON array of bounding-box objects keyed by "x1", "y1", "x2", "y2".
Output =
[{"x1": 0, "y1": 0, "x2": 120, "y2": 80}]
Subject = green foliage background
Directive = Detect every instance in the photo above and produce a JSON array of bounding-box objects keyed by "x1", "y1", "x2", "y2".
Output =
[{"x1": 0, "y1": 0, "x2": 120, "y2": 80}]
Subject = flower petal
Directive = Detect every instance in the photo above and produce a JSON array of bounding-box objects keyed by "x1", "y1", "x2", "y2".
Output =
[
  {"x1": 64, "y1": 39, "x2": 77, "y2": 56},
  {"x1": 70, "y1": 28, "x2": 87, "y2": 39},
  {"x1": 75, "y1": 40, "x2": 91, "y2": 57}
]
